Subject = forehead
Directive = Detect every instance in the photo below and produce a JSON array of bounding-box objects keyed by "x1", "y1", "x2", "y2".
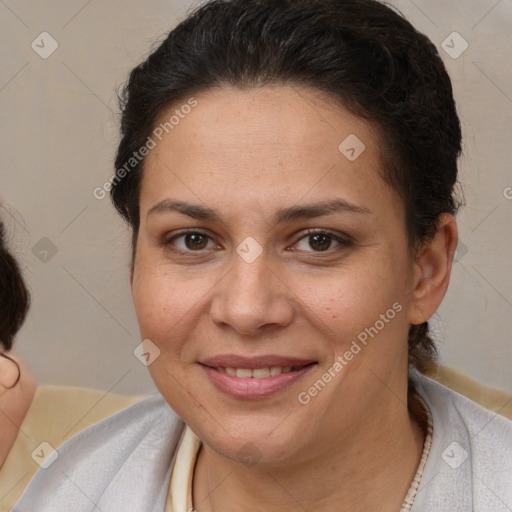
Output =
[
  {"x1": 148, "y1": 85, "x2": 380, "y2": 161},
  {"x1": 140, "y1": 85, "x2": 397, "y2": 221}
]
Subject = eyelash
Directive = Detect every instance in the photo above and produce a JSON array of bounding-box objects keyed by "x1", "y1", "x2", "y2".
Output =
[{"x1": 164, "y1": 229, "x2": 353, "y2": 255}]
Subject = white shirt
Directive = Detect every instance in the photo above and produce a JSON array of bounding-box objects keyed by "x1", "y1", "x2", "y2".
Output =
[{"x1": 12, "y1": 371, "x2": 512, "y2": 511}]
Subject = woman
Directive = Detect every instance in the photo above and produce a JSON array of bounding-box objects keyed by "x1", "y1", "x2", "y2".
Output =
[{"x1": 13, "y1": 0, "x2": 512, "y2": 510}]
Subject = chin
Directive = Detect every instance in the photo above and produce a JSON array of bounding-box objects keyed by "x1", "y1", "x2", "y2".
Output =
[
  {"x1": 207, "y1": 432, "x2": 301, "y2": 467},
  {"x1": 190, "y1": 410, "x2": 313, "y2": 466}
]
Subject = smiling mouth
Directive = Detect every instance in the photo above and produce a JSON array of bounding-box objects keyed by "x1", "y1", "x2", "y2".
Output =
[{"x1": 199, "y1": 360, "x2": 318, "y2": 399}]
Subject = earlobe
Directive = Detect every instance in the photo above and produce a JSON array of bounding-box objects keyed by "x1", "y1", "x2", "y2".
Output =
[
  {"x1": 0, "y1": 353, "x2": 21, "y2": 395},
  {"x1": 408, "y1": 214, "x2": 458, "y2": 325}
]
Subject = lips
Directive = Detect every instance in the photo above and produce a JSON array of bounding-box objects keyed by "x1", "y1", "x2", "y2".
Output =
[{"x1": 199, "y1": 355, "x2": 317, "y2": 399}]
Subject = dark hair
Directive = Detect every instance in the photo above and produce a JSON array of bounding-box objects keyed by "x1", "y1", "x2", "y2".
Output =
[
  {"x1": 0, "y1": 220, "x2": 30, "y2": 351},
  {"x1": 111, "y1": 0, "x2": 462, "y2": 374}
]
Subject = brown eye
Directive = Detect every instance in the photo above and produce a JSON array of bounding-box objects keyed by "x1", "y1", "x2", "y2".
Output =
[
  {"x1": 184, "y1": 233, "x2": 208, "y2": 250},
  {"x1": 308, "y1": 234, "x2": 332, "y2": 251},
  {"x1": 293, "y1": 230, "x2": 351, "y2": 253},
  {"x1": 167, "y1": 231, "x2": 216, "y2": 252}
]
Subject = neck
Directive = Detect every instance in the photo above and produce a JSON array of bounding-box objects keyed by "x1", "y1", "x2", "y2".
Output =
[{"x1": 193, "y1": 390, "x2": 425, "y2": 512}]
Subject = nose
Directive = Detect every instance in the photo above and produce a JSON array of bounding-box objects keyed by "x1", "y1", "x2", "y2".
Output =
[{"x1": 210, "y1": 250, "x2": 294, "y2": 336}]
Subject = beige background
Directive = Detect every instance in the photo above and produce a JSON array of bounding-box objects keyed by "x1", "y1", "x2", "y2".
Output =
[{"x1": 1, "y1": 0, "x2": 511, "y2": 395}]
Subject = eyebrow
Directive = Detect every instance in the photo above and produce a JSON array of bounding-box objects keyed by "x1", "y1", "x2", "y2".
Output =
[
  {"x1": 146, "y1": 199, "x2": 371, "y2": 224},
  {"x1": 274, "y1": 199, "x2": 371, "y2": 224},
  {"x1": 147, "y1": 200, "x2": 222, "y2": 222}
]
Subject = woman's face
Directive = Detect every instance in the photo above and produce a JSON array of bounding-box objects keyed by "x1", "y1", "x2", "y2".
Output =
[{"x1": 132, "y1": 85, "x2": 418, "y2": 464}]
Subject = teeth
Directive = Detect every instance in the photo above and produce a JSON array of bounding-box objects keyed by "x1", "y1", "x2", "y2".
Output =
[
  {"x1": 252, "y1": 368, "x2": 270, "y2": 378},
  {"x1": 236, "y1": 368, "x2": 253, "y2": 378},
  {"x1": 221, "y1": 366, "x2": 295, "y2": 378}
]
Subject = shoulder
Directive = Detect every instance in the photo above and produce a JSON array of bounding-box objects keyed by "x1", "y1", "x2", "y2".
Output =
[
  {"x1": 0, "y1": 384, "x2": 146, "y2": 508},
  {"x1": 412, "y1": 371, "x2": 512, "y2": 511},
  {"x1": 415, "y1": 371, "x2": 512, "y2": 448},
  {"x1": 434, "y1": 365, "x2": 512, "y2": 420},
  {"x1": 11, "y1": 393, "x2": 185, "y2": 512},
  {"x1": 21, "y1": 384, "x2": 145, "y2": 442}
]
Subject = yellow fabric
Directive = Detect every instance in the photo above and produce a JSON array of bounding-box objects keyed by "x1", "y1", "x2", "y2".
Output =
[
  {"x1": 0, "y1": 367, "x2": 510, "y2": 511},
  {"x1": 431, "y1": 365, "x2": 512, "y2": 420},
  {"x1": 0, "y1": 385, "x2": 143, "y2": 511}
]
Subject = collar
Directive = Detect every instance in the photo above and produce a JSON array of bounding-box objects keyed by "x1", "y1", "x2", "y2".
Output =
[{"x1": 168, "y1": 425, "x2": 202, "y2": 511}]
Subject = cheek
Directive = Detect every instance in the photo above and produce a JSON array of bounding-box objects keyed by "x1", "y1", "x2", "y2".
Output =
[
  {"x1": 131, "y1": 263, "x2": 193, "y2": 393},
  {"x1": 131, "y1": 254, "x2": 216, "y2": 344},
  {"x1": 301, "y1": 260, "x2": 403, "y2": 327},
  {"x1": 132, "y1": 270, "x2": 163, "y2": 337},
  {"x1": 131, "y1": 258, "x2": 180, "y2": 342},
  {"x1": 293, "y1": 253, "x2": 410, "y2": 369}
]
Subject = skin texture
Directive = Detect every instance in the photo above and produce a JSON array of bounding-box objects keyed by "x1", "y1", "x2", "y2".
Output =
[
  {"x1": 131, "y1": 85, "x2": 457, "y2": 511},
  {"x1": 0, "y1": 353, "x2": 36, "y2": 468}
]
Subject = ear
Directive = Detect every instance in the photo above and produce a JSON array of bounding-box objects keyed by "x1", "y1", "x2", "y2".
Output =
[
  {"x1": 0, "y1": 352, "x2": 21, "y2": 396},
  {"x1": 408, "y1": 214, "x2": 458, "y2": 325}
]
